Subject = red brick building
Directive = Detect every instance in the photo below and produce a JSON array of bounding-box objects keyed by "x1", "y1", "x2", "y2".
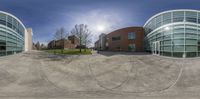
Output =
[
  {"x1": 95, "y1": 27, "x2": 145, "y2": 52},
  {"x1": 48, "y1": 35, "x2": 79, "y2": 49}
]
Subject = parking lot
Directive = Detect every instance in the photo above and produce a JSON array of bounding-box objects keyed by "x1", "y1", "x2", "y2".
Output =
[{"x1": 0, "y1": 51, "x2": 200, "y2": 99}]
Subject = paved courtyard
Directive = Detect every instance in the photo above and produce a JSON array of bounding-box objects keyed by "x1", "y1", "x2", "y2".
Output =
[{"x1": 0, "y1": 51, "x2": 200, "y2": 99}]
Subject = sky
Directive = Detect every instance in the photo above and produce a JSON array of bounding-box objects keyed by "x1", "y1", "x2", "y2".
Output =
[{"x1": 0, "y1": 0, "x2": 200, "y2": 45}]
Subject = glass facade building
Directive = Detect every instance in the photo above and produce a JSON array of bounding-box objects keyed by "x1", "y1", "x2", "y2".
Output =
[
  {"x1": 144, "y1": 9, "x2": 200, "y2": 57},
  {"x1": 0, "y1": 11, "x2": 26, "y2": 56}
]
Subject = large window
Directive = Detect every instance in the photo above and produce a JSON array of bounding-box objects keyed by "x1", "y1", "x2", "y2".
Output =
[
  {"x1": 163, "y1": 12, "x2": 172, "y2": 25},
  {"x1": 185, "y1": 11, "x2": 197, "y2": 23},
  {"x1": 173, "y1": 11, "x2": 184, "y2": 22},
  {"x1": 0, "y1": 13, "x2": 6, "y2": 26},
  {"x1": 112, "y1": 36, "x2": 121, "y2": 41},
  {"x1": 128, "y1": 44, "x2": 136, "y2": 52},
  {"x1": 128, "y1": 32, "x2": 136, "y2": 40}
]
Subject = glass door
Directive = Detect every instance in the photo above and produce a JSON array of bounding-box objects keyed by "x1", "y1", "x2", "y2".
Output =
[{"x1": 152, "y1": 41, "x2": 160, "y2": 55}]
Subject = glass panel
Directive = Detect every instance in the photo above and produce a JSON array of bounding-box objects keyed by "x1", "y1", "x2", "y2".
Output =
[
  {"x1": 7, "y1": 15, "x2": 12, "y2": 23},
  {"x1": 186, "y1": 39, "x2": 197, "y2": 45},
  {"x1": 185, "y1": 33, "x2": 197, "y2": 39},
  {"x1": 163, "y1": 19, "x2": 171, "y2": 25},
  {"x1": 173, "y1": 39, "x2": 184, "y2": 45},
  {"x1": 173, "y1": 17, "x2": 184, "y2": 22},
  {"x1": 128, "y1": 32, "x2": 136, "y2": 40},
  {"x1": 156, "y1": 15, "x2": 162, "y2": 28},
  {"x1": 173, "y1": 28, "x2": 184, "y2": 33},
  {"x1": 164, "y1": 35, "x2": 171, "y2": 40},
  {"x1": 128, "y1": 44, "x2": 136, "y2": 52},
  {"x1": 186, "y1": 45, "x2": 197, "y2": 52},
  {"x1": 0, "y1": 20, "x2": 6, "y2": 26},
  {"x1": 173, "y1": 45, "x2": 184, "y2": 52},
  {"x1": 112, "y1": 36, "x2": 121, "y2": 41},
  {"x1": 173, "y1": 11, "x2": 184, "y2": 22},
  {"x1": 185, "y1": 28, "x2": 197, "y2": 33},
  {"x1": 0, "y1": 31, "x2": 6, "y2": 36},
  {"x1": 186, "y1": 11, "x2": 197, "y2": 23},
  {"x1": 187, "y1": 52, "x2": 197, "y2": 57},
  {"x1": 163, "y1": 12, "x2": 171, "y2": 20},
  {"x1": 173, "y1": 11, "x2": 184, "y2": 17},
  {"x1": 173, "y1": 24, "x2": 185, "y2": 28},
  {"x1": 198, "y1": 12, "x2": 200, "y2": 23},
  {"x1": 0, "y1": 13, "x2": 6, "y2": 20},
  {"x1": 163, "y1": 12, "x2": 171, "y2": 25},
  {"x1": 163, "y1": 46, "x2": 171, "y2": 52},
  {"x1": 173, "y1": 52, "x2": 184, "y2": 57},
  {"x1": 174, "y1": 33, "x2": 184, "y2": 38},
  {"x1": 163, "y1": 52, "x2": 171, "y2": 56},
  {"x1": 185, "y1": 24, "x2": 197, "y2": 28},
  {"x1": 186, "y1": 17, "x2": 197, "y2": 23},
  {"x1": 0, "y1": 35, "x2": 6, "y2": 40},
  {"x1": 163, "y1": 40, "x2": 171, "y2": 45}
]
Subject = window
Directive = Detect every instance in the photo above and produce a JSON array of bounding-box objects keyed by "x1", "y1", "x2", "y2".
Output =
[
  {"x1": 112, "y1": 36, "x2": 121, "y2": 41},
  {"x1": 163, "y1": 46, "x2": 171, "y2": 52},
  {"x1": 173, "y1": 28, "x2": 184, "y2": 33},
  {"x1": 156, "y1": 15, "x2": 162, "y2": 28},
  {"x1": 186, "y1": 39, "x2": 197, "y2": 45},
  {"x1": 173, "y1": 39, "x2": 184, "y2": 45},
  {"x1": 128, "y1": 44, "x2": 136, "y2": 52},
  {"x1": 0, "y1": 19, "x2": 6, "y2": 26},
  {"x1": 173, "y1": 33, "x2": 184, "y2": 38},
  {"x1": 163, "y1": 12, "x2": 172, "y2": 25},
  {"x1": 163, "y1": 40, "x2": 171, "y2": 45},
  {"x1": 185, "y1": 11, "x2": 197, "y2": 23},
  {"x1": 128, "y1": 32, "x2": 136, "y2": 40},
  {"x1": 186, "y1": 45, "x2": 197, "y2": 52},
  {"x1": 198, "y1": 40, "x2": 200, "y2": 51},
  {"x1": 173, "y1": 11, "x2": 184, "y2": 22},
  {"x1": 173, "y1": 45, "x2": 184, "y2": 52},
  {"x1": 7, "y1": 22, "x2": 12, "y2": 28}
]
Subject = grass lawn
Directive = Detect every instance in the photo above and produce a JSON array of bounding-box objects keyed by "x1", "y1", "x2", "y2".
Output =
[{"x1": 45, "y1": 49, "x2": 92, "y2": 55}]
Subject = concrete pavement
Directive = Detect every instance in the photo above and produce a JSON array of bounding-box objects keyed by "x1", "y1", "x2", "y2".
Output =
[{"x1": 0, "y1": 51, "x2": 199, "y2": 99}]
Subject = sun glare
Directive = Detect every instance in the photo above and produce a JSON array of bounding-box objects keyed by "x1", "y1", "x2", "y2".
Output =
[{"x1": 97, "y1": 25, "x2": 105, "y2": 32}]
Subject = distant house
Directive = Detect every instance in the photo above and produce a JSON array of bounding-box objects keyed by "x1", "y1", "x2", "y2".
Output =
[
  {"x1": 94, "y1": 33, "x2": 107, "y2": 50},
  {"x1": 48, "y1": 35, "x2": 79, "y2": 49}
]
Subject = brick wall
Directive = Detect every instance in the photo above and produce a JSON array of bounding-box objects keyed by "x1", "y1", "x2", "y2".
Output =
[{"x1": 107, "y1": 27, "x2": 144, "y2": 52}]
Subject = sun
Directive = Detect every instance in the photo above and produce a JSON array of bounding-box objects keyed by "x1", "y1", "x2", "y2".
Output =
[{"x1": 97, "y1": 25, "x2": 105, "y2": 32}]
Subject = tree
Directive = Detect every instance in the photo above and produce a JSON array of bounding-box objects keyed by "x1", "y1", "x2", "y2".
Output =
[
  {"x1": 71, "y1": 24, "x2": 92, "y2": 52},
  {"x1": 54, "y1": 27, "x2": 67, "y2": 53},
  {"x1": 83, "y1": 29, "x2": 92, "y2": 52},
  {"x1": 35, "y1": 41, "x2": 40, "y2": 50},
  {"x1": 54, "y1": 27, "x2": 65, "y2": 41}
]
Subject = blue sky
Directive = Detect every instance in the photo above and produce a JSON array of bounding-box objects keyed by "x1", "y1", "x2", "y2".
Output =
[{"x1": 0, "y1": 0, "x2": 200, "y2": 45}]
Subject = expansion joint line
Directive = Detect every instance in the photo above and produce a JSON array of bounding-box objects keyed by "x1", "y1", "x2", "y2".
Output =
[
  {"x1": 87, "y1": 54, "x2": 137, "y2": 94},
  {"x1": 39, "y1": 54, "x2": 104, "y2": 95},
  {"x1": 88, "y1": 55, "x2": 184, "y2": 94}
]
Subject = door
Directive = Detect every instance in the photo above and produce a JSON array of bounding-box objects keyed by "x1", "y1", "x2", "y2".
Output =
[{"x1": 152, "y1": 41, "x2": 160, "y2": 55}]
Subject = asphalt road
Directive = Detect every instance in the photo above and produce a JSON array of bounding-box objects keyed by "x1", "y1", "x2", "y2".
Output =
[{"x1": 0, "y1": 51, "x2": 199, "y2": 99}]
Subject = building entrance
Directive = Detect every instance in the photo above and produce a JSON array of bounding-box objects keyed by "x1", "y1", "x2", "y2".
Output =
[{"x1": 152, "y1": 41, "x2": 160, "y2": 55}]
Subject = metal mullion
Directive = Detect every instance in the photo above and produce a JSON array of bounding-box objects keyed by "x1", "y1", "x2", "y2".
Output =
[{"x1": 184, "y1": 11, "x2": 186, "y2": 58}]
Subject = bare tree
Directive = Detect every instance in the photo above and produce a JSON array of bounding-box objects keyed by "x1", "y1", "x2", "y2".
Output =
[
  {"x1": 54, "y1": 27, "x2": 66, "y2": 53},
  {"x1": 54, "y1": 27, "x2": 65, "y2": 41},
  {"x1": 83, "y1": 29, "x2": 92, "y2": 52},
  {"x1": 71, "y1": 24, "x2": 92, "y2": 52},
  {"x1": 35, "y1": 41, "x2": 40, "y2": 50}
]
